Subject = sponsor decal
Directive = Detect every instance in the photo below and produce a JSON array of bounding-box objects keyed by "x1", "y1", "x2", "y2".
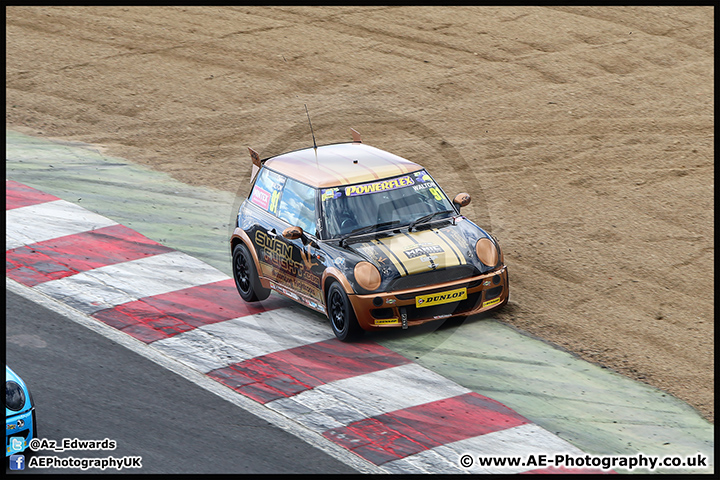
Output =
[
  {"x1": 412, "y1": 183, "x2": 444, "y2": 202},
  {"x1": 403, "y1": 243, "x2": 444, "y2": 259},
  {"x1": 250, "y1": 186, "x2": 271, "y2": 210},
  {"x1": 374, "y1": 318, "x2": 400, "y2": 325},
  {"x1": 410, "y1": 172, "x2": 446, "y2": 201},
  {"x1": 257, "y1": 231, "x2": 322, "y2": 300},
  {"x1": 269, "y1": 282, "x2": 299, "y2": 301},
  {"x1": 344, "y1": 175, "x2": 415, "y2": 197},
  {"x1": 483, "y1": 280, "x2": 492, "y2": 286},
  {"x1": 416, "y1": 287, "x2": 467, "y2": 308},
  {"x1": 482, "y1": 297, "x2": 503, "y2": 308},
  {"x1": 413, "y1": 171, "x2": 433, "y2": 182},
  {"x1": 321, "y1": 187, "x2": 341, "y2": 202},
  {"x1": 256, "y1": 230, "x2": 292, "y2": 259},
  {"x1": 302, "y1": 297, "x2": 324, "y2": 312}
]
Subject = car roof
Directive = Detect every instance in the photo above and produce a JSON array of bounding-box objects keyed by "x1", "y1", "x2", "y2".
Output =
[{"x1": 263, "y1": 143, "x2": 424, "y2": 188}]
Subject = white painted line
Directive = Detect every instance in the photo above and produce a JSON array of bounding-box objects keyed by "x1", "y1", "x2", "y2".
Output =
[
  {"x1": 34, "y1": 251, "x2": 229, "y2": 313},
  {"x1": 7, "y1": 278, "x2": 383, "y2": 474},
  {"x1": 267, "y1": 363, "x2": 472, "y2": 432},
  {"x1": 6, "y1": 199, "x2": 117, "y2": 250},
  {"x1": 153, "y1": 306, "x2": 335, "y2": 373}
]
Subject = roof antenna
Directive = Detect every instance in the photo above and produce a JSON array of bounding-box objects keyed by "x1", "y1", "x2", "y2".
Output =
[{"x1": 304, "y1": 104, "x2": 317, "y2": 150}]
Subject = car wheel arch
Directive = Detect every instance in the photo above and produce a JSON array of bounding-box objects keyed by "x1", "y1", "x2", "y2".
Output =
[
  {"x1": 231, "y1": 228, "x2": 264, "y2": 281},
  {"x1": 321, "y1": 267, "x2": 353, "y2": 299}
]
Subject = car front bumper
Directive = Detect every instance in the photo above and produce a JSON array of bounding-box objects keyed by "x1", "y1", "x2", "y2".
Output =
[
  {"x1": 349, "y1": 266, "x2": 508, "y2": 331},
  {"x1": 6, "y1": 408, "x2": 35, "y2": 456}
]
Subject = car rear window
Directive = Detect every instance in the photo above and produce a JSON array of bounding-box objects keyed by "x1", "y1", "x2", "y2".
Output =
[{"x1": 250, "y1": 168, "x2": 285, "y2": 214}]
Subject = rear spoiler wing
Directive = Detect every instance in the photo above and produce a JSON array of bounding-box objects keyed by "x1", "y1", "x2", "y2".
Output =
[{"x1": 248, "y1": 147, "x2": 262, "y2": 182}]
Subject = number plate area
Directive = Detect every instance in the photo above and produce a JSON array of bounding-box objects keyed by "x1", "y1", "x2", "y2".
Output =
[{"x1": 415, "y1": 287, "x2": 467, "y2": 308}]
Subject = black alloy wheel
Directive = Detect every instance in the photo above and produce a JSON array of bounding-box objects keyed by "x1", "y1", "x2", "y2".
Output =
[
  {"x1": 327, "y1": 282, "x2": 363, "y2": 341},
  {"x1": 232, "y1": 243, "x2": 270, "y2": 302}
]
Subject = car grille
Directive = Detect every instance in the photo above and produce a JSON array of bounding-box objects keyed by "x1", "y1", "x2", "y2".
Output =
[
  {"x1": 389, "y1": 265, "x2": 480, "y2": 291},
  {"x1": 484, "y1": 286, "x2": 503, "y2": 301}
]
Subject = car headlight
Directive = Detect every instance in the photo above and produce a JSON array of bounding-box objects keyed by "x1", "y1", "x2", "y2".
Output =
[
  {"x1": 6, "y1": 381, "x2": 26, "y2": 411},
  {"x1": 354, "y1": 261, "x2": 382, "y2": 291},
  {"x1": 475, "y1": 238, "x2": 498, "y2": 267}
]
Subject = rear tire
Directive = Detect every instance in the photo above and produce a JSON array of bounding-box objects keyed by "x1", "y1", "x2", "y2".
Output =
[
  {"x1": 232, "y1": 243, "x2": 270, "y2": 302},
  {"x1": 327, "y1": 283, "x2": 363, "y2": 341}
]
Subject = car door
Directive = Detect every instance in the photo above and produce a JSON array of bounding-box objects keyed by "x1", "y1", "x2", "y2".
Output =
[{"x1": 275, "y1": 178, "x2": 324, "y2": 303}]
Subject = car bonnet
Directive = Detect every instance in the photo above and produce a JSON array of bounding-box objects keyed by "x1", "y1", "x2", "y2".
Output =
[{"x1": 347, "y1": 219, "x2": 488, "y2": 279}]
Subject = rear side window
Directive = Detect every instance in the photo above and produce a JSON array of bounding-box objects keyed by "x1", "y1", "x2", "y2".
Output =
[
  {"x1": 278, "y1": 178, "x2": 317, "y2": 236},
  {"x1": 249, "y1": 168, "x2": 285, "y2": 215}
]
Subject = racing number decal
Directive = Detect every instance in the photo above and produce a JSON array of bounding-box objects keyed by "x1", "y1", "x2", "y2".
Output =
[
  {"x1": 429, "y1": 187, "x2": 443, "y2": 202},
  {"x1": 269, "y1": 189, "x2": 281, "y2": 214}
]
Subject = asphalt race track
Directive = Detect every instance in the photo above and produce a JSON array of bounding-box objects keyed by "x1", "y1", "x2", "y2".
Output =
[
  {"x1": 6, "y1": 289, "x2": 357, "y2": 474},
  {"x1": 5, "y1": 131, "x2": 714, "y2": 474}
]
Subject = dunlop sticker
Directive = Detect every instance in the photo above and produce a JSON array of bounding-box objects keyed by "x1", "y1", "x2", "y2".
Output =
[
  {"x1": 416, "y1": 287, "x2": 467, "y2": 308},
  {"x1": 374, "y1": 318, "x2": 400, "y2": 325},
  {"x1": 482, "y1": 297, "x2": 503, "y2": 308}
]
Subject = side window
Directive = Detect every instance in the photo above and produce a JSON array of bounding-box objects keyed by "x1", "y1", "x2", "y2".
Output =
[
  {"x1": 278, "y1": 179, "x2": 317, "y2": 236},
  {"x1": 249, "y1": 168, "x2": 285, "y2": 215}
]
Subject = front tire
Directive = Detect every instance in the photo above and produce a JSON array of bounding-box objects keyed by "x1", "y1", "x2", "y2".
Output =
[
  {"x1": 327, "y1": 283, "x2": 363, "y2": 341},
  {"x1": 232, "y1": 243, "x2": 270, "y2": 302}
]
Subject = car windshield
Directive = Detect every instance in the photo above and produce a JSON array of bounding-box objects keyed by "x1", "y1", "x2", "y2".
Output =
[{"x1": 321, "y1": 170, "x2": 455, "y2": 239}]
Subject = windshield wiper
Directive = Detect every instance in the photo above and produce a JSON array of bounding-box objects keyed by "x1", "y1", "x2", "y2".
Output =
[
  {"x1": 408, "y1": 210, "x2": 454, "y2": 232},
  {"x1": 339, "y1": 220, "x2": 402, "y2": 247}
]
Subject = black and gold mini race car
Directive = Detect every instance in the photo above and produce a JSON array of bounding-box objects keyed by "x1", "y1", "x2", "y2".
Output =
[{"x1": 230, "y1": 130, "x2": 508, "y2": 341}]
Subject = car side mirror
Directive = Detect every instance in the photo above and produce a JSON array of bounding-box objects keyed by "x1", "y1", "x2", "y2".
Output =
[
  {"x1": 283, "y1": 226, "x2": 304, "y2": 240},
  {"x1": 453, "y1": 193, "x2": 471, "y2": 209}
]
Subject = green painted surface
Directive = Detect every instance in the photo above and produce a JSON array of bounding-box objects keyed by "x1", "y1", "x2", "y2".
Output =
[
  {"x1": 377, "y1": 317, "x2": 713, "y2": 473},
  {"x1": 6, "y1": 129, "x2": 713, "y2": 473},
  {"x1": 6, "y1": 129, "x2": 238, "y2": 276}
]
